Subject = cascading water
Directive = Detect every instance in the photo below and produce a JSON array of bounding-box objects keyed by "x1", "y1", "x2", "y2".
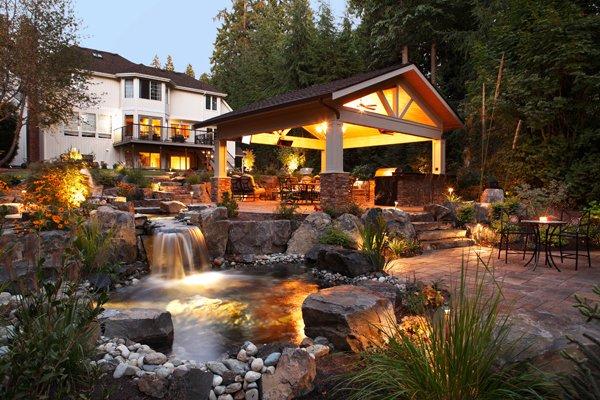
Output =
[{"x1": 151, "y1": 222, "x2": 210, "y2": 279}]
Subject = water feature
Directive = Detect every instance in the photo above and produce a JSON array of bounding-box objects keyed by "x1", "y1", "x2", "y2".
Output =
[
  {"x1": 149, "y1": 219, "x2": 210, "y2": 279},
  {"x1": 106, "y1": 265, "x2": 319, "y2": 362}
]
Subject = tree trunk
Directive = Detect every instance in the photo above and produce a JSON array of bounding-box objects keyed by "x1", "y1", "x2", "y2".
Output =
[
  {"x1": 0, "y1": 106, "x2": 25, "y2": 167},
  {"x1": 430, "y1": 41, "x2": 437, "y2": 85},
  {"x1": 402, "y1": 46, "x2": 409, "y2": 64}
]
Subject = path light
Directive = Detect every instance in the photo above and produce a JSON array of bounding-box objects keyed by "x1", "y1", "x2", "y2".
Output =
[
  {"x1": 394, "y1": 201, "x2": 398, "y2": 209},
  {"x1": 539, "y1": 216, "x2": 548, "y2": 223},
  {"x1": 447, "y1": 187, "x2": 454, "y2": 195}
]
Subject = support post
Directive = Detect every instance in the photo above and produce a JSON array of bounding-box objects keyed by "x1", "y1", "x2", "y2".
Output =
[
  {"x1": 320, "y1": 120, "x2": 351, "y2": 211},
  {"x1": 211, "y1": 139, "x2": 231, "y2": 202},
  {"x1": 432, "y1": 139, "x2": 446, "y2": 175},
  {"x1": 320, "y1": 150, "x2": 327, "y2": 173}
]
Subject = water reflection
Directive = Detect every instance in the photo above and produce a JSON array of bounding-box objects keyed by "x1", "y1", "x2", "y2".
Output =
[{"x1": 106, "y1": 265, "x2": 319, "y2": 361}]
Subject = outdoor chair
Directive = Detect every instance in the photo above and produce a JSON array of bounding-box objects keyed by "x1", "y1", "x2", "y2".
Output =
[
  {"x1": 497, "y1": 210, "x2": 534, "y2": 264},
  {"x1": 551, "y1": 210, "x2": 592, "y2": 270}
]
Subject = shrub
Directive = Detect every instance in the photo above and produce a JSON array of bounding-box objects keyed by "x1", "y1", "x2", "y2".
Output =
[
  {"x1": 23, "y1": 161, "x2": 91, "y2": 230},
  {"x1": 275, "y1": 201, "x2": 298, "y2": 220},
  {"x1": 324, "y1": 201, "x2": 364, "y2": 218},
  {"x1": 319, "y1": 227, "x2": 354, "y2": 248},
  {"x1": 186, "y1": 170, "x2": 211, "y2": 185},
  {"x1": 90, "y1": 168, "x2": 117, "y2": 187},
  {"x1": 122, "y1": 168, "x2": 150, "y2": 188},
  {"x1": 402, "y1": 281, "x2": 446, "y2": 315},
  {"x1": 340, "y1": 261, "x2": 556, "y2": 400},
  {"x1": 456, "y1": 203, "x2": 476, "y2": 227},
  {"x1": 560, "y1": 285, "x2": 600, "y2": 399},
  {"x1": 388, "y1": 236, "x2": 421, "y2": 258},
  {"x1": 217, "y1": 192, "x2": 238, "y2": 218},
  {"x1": 116, "y1": 181, "x2": 140, "y2": 200},
  {"x1": 360, "y1": 216, "x2": 389, "y2": 271},
  {"x1": 72, "y1": 220, "x2": 116, "y2": 275},
  {"x1": 585, "y1": 201, "x2": 600, "y2": 247},
  {"x1": 351, "y1": 164, "x2": 376, "y2": 181},
  {"x1": 0, "y1": 268, "x2": 107, "y2": 399}
]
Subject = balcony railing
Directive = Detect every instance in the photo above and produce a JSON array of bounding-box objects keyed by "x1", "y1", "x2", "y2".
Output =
[{"x1": 113, "y1": 124, "x2": 214, "y2": 146}]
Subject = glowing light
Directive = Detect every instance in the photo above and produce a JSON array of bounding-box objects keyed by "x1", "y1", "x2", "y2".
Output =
[
  {"x1": 539, "y1": 216, "x2": 548, "y2": 223},
  {"x1": 394, "y1": 201, "x2": 398, "y2": 209},
  {"x1": 315, "y1": 121, "x2": 328, "y2": 135},
  {"x1": 447, "y1": 187, "x2": 454, "y2": 194},
  {"x1": 181, "y1": 271, "x2": 225, "y2": 286},
  {"x1": 67, "y1": 147, "x2": 82, "y2": 161}
]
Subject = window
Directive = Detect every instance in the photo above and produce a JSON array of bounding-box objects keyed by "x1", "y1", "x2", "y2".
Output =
[
  {"x1": 80, "y1": 113, "x2": 96, "y2": 137},
  {"x1": 170, "y1": 156, "x2": 190, "y2": 170},
  {"x1": 97, "y1": 114, "x2": 111, "y2": 139},
  {"x1": 124, "y1": 79, "x2": 134, "y2": 98},
  {"x1": 64, "y1": 114, "x2": 79, "y2": 136},
  {"x1": 139, "y1": 152, "x2": 161, "y2": 169},
  {"x1": 170, "y1": 123, "x2": 190, "y2": 140},
  {"x1": 138, "y1": 117, "x2": 162, "y2": 139},
  {"x1": 205, "y1": 95, "x2": 217, "y2": 110},
  {"x1": 139, "y1": 79, "x2": 162, "y2": 101}
]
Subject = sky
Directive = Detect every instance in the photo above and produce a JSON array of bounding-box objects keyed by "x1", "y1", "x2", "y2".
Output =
[{"x1": 74, "y1": 0, "x2": 347, "y2": 77}]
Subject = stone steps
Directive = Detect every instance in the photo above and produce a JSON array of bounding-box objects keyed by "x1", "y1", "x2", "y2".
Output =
[
  {"x1": 134, "y1": 206, "x2": 162, "y2": 214},
  {"x1": 412, "y1": 221, "x2": 453, "y2": 232},
  {"x1": 417, "y1": 229, "x2": 467, "y2": 241},
  {"x1": 421, "y1": 238, "x2": 476, "y2": 251},
  {"x1": 407, "y1": 211, "x2": 435, "y2": 222}
]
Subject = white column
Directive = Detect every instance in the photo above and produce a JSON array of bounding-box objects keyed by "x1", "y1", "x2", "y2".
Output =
[
  {"x1": 324, "y1": 120, "x2": 344, "y2": 173},
  {"x1": 320, "y1": 150, "x2": 327, "y2": 173},
  {"x1": 214, "y1": 139, "x2": 227, "y2": 178},
  {"x1": 432, "y1": 139, "x2": 446, "y2": 174}
]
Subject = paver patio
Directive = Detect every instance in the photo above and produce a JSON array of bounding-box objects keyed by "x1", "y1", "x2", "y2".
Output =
[{"x1": 388, "y1": 246, "x2": 600, "y2": 362}]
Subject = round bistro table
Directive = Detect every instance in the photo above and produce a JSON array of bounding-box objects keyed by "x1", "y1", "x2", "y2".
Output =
[{"x1": 521, "y1": 220, "x2": 566, "y2": 271}]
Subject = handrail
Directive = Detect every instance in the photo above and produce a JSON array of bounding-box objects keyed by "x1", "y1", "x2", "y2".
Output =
[{"x1": 113, "y1": 123, "x2": 214, "y2": 146}]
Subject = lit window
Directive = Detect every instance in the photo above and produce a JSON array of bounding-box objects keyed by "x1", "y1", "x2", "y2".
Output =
[
  {"x1": 64, "y1": 114, "x2": 79, "y2": 136},
  {"x1": 124, "y1": 79, "x2": 134, "y2": 98},
  {"x1": 97, "y1": 114, "x2": 111, "y2": 139},
  {"x1": 170, "y1": 123, "x2": 190, "y2": 139},
  {"x1": 80, "y1": 113, "x2": 96, "y2": 137},
  {"x1": 170, "y1": 156, "x2": 190, "y2": 170},
  {"x1": 205, "y1": 95, "x2": 217, "y2": 110},
  {"x1": 139, "y1": 152, "x2": 161, "y2": 168}
]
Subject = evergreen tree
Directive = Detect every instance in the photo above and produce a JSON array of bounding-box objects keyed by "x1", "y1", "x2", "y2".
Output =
[
  {"x1": 281, "y1": 0, "x2": 318, "y2": 89},
  {"x1": 150, "y1": 54, "x2": 161, "y2": 69},
  {"x1": 185, "y1": 63, "x2": 195, "y2": 78},
  {"x1": 164, "y1": 55, "x2": 175, "y2": 71}
]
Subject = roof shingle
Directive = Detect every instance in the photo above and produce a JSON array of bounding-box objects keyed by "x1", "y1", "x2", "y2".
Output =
[{"x1": 79, "y1": 47, "x2": 224, "y2": 94}]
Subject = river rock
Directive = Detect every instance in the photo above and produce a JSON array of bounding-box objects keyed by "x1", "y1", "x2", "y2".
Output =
[
  {"x1": 99, "y1": 308, "x2": 174, "y2": 349},
  {"x1": 302, "y1": 285, "x2": 397, "y2": 352},
  {"x1": 250, "y1": 358, "x2": 263, "y2": 372},
  {"x1": 332, "y1": 213, "x2": 363, "y2": 249},
  {"x1": 314, "y1": 247, "x2": 376, "y2": 277},
  {"x1": 261, "y1": 348, "x2": 316, "y2": 400},
  {"x1": 227, "y1": 220, "x2": 292, "y2": 255},
  {"x1": 245, "y1": 388, "x2": 259, "y2": 400},
  {"x1": 223, "y1": 359, "x2": 248, "y2": 375},
  {"x1": 207, "y1": 361, "x2": 230, "y2": 376},
  {"x1": 160, "y1": 200, "x2": 188, "y2": 214},
  {"x1": 92, "y1": 206, "x2": 137, "y2": 263},
  {"x1": 305, "y1": 344, "x2": 329, "y2": 359},
  {"x1": 171, "y1": 368, "x2": 213, "y2": 400},
  {"x1": 286, "y1": 212, "x2": 332, "y2": 255},
  {"x1": 144, "y1": 352, "x2": 168, "y2": 365},
  {"x1": 138, "y1": 374, "x2": 169, "y2": 398},
  {"x1": 244, "y1": 371, "x2": 261, "y2": 383},
  {"x1": 264, "y1": 352, "x2": 281, "y2": 367}
]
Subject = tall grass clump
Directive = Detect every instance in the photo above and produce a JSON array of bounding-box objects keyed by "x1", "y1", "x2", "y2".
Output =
[
  {"x1": 360, "y1": 215, "x2": 389, "y2": 271},
  {"x1": 72, "y1": 219, "x2": 115, "y2": 275},
  {"x1": 340, "y1": 259, "x2": 555, "y2": 400},
  {"x1": 0, "y1": 267, "x2": 107, "y2": 399}
]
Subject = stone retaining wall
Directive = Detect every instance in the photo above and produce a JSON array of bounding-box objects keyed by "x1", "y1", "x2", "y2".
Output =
[{"x1": 320, "y1": 172, "x2": 352, "y2": 211}]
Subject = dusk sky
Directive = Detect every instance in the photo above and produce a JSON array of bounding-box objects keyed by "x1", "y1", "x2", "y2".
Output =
[{"x1": 74, "y1": 0, "x2": 347, "y2": 78}]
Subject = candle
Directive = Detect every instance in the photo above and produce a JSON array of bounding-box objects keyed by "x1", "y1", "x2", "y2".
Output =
[{"x1": 539, "y1": 216, "x2": 548, "y2": 222}]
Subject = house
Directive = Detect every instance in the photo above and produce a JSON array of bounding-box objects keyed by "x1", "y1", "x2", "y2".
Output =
[{"x1": 13, "y1": 47, "x2": 236, "y2": 170}]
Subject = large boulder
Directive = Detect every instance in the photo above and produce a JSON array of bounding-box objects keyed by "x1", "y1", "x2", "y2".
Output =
[
  {"x1": 197, "y1": 207, "x2": 230, "y2": 258},
  {"x1": 99, "y1": 308, "x2": 174, "y2": 349},
  {"x1": 190, "y1": 183, "x2": 212, "y2": 203},
  {"x1": 424, "y1": 203, "x2": 453, "y2": 221},
  {"x1": 169, "y1": 368, "x2": 213, "y2": 400},
  {"x1": 356, "y1": 280, "x2": 402, "y2": 310},
  {"x1": 261, "y1": 347, "x2": 317, "y2": 400},
  {"x1": 314, "y1": 247, "x2": 376, "y2": 277},
  {"x1": 0, "y1": 203, "x2": 22, "y2": 214},
  {"x1": 480, "y1": 188, "x2": 504, "y2": 204},
  {"x1": 362, "y1": 208, "x2": 416, "y2": 239},
  {"x1": 302, "y1": 285, "x2": 397, "y2": 352},
  {"x1": 286, "y1": 212, "x2": 332, "y2": 255},
  {"x1": 305, "y1": 244, "x2": 343, "y2": 264},
  {"x1": 227, "y1": 220, "x2": 292, "y2": 255},
  {"x1": 160, "y1": 200, "x2": 187, "y2": 214},
  {"x1": 332, "y1": 213, "x2": 363, "y2": 249},
  {"x1": 91, "y1": 206, "x2": 137, "y2": 263}
]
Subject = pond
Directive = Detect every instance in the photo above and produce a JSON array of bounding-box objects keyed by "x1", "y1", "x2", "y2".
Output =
[{"x1": 106, "y1": 264, "x2": 319, "y2": 362}]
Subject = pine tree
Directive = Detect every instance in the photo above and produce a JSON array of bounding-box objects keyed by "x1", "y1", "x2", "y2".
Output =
[
  {"x1": 150, "y1": 54, "x2": 161, "y2": 69},
  {"x1": 185, "y1": 64, "x2": 195, "y2": 78},
  {"x1": 164, "y1": 55, "x2": 175, "y2": 71},
  {"x1": 282, "y1": 0, "x2": 318, "y2": 89}
]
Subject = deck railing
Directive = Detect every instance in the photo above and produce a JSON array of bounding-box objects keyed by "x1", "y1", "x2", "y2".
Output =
[{"x1": 113, "y1": 124, "x2": 214, "y2": 146}]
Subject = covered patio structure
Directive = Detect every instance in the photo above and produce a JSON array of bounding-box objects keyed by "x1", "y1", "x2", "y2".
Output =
[{"x1": 195, "y1": 64, "x2": 463, "y2": 210}]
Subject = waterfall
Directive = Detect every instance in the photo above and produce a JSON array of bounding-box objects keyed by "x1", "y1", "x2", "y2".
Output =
[{"x1": 151, "y1": 224, "x2": 210, "y2": 279}]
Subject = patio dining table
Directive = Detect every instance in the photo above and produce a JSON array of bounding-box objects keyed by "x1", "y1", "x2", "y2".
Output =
[{"x1": 521, "y1": 219, "x2": 566, "y2": 271}]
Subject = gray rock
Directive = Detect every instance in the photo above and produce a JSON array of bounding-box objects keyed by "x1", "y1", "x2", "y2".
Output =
[
  {"x1": 356, "y1": 280, "x2": 402, "y2": 309},
  {"x1": 99, "y1": 308, "x2": 173, "y2": 349},
  {"x1": 92, "y1": 206, "x2": 137, "y2": 263},
  {"x1": 202, "y1": 220, "x2": 231, "y2": 259},
  {"x1": 424, "y1": 204, "x2": 453, "y2": 222},
  {"x1": 207, "y1": 361, "x2": 230, "y2": 376},
  {"x1": 225, "y1": 382, "x2": 242, "y2": 393},
  {"x1": 144, "y1": 352, "x2": 168, "y2": 365},
  {"x1": 302, "y1": 285, "x2": 397, "y2": 352},
  {"x1": 480, "y1": 188, "x2": 504, "y2": 204},
  {"x1": 218, "y1": 395, "x2": 234, "y2": 400},
  {"x1": 171, "y1": 368, "x2": 213, "y2": 400},
  {"x1": 332, "y1": 213, "x2": 363, "y2": 249},
  {"x1": 305, "y1": 244, "x2": 342, "y2": 264},
  {"x1": 137, "y1": 374, "x2": 169, "y2": 398},
  {"x1": 381, "y1": 208, "x2": 416, "y2": 239},
  {"x1": 244, "y1": 371, "x2": 261, "y2": 383},
  {"x1": 315, "y1": 247, "x2": 377, "y2": 277},
  {"x1": 227, "y1": 220, "x2": 291, "y2": 255},
  {"x1": 245, "y1": 388, "x2": 259, "y2": 400},
  {"x1": 264, "y1": 352, "x2": 281, "y2": 367},
  {"x1": 223, "y1": 358, "x2": 248, "y2": 375},
  {"x1": 250, "y1": 358, "x2": 263, "y2": 372},
  {"x1": 286, "y1": 212, "x2": 332, "y2": 255},
  {"x1": 305, "y1": 344, "x2": 329, "y2": 359},
  {"x1": 261, "y1": 348, "x2": 316, "y2": 400},
  {"x1": 113, "y1": 362, "x2": 137, "y2": 378},
  {"x1": 244, "y1": 342, "x2": 258, "y2": 356},
  {"x1": 160, "y1": 200, "x2": 188, "y2": 214},
  {"x1": 213, "y1": 374, "x2": 223, "y2": 387}
]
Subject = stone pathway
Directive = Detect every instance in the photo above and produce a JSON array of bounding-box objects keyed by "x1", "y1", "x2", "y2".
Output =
[{"x1": 388, "y1": 246, "x2": 600, "y2": 364}]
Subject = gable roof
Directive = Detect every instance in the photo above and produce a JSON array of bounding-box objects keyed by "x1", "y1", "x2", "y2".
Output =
[
  {"x1": 195, "y1": 64, "x2": 463, "y2": 131},
  {"x1": 79, "y1": 47, "x2": 225, "y2": 95}
]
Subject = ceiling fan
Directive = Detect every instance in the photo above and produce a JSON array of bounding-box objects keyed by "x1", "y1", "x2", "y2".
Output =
[{"x1": 356, "y1": 100, "x2": 377, "y2": 112}]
